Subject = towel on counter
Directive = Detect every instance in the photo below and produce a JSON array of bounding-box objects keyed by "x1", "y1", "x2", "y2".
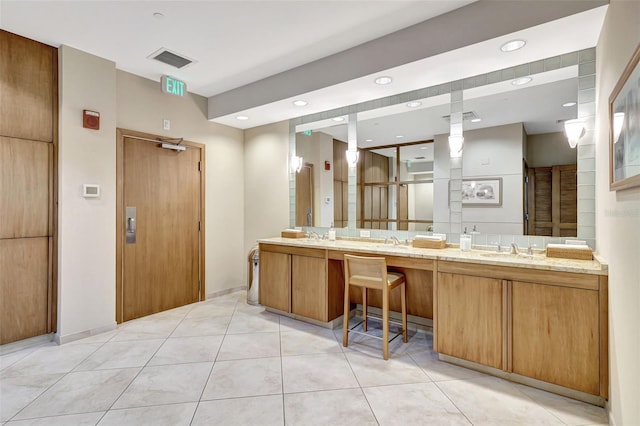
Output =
[
  {"x1": 414, "y1": 234, "x2": 446, "y2": 241},
  {"x1": 546, "y1": 243, "x2": 591, "y2": 250}
]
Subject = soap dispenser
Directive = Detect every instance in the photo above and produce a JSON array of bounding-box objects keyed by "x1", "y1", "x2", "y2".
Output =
[{"x1": 328, "y1": 222, "x2": 336, "y2": 241}]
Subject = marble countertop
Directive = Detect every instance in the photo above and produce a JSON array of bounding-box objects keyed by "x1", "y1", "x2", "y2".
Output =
[{"x1": 258, "y1": 237, "x2": 608, "y2": 276}]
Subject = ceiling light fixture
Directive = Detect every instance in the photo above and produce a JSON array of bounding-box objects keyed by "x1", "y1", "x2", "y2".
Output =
[
  {"x1": 420, "y1": 146, "x2": 428, "y2": 150},
  {"x1": 346, "y1": 149, "x2": 359, "y2": 167},
  {"x1": 395, "y1": 135, "x2": 404, "y2": 139},
  {"x1": 290, "y1": 155, "x2": 303, "y2": 173},
  {"x1": 406, "y1": 101, "x2": 422, "y2": 108},
  {"x1": 293, "y1": 100, "x2": 308, "y2": 107},
  {"x1": 562, "y1": 101, "x2": 577, "y2": 107},
  {"x1": 236, "y1": 115, "x2": 249, "y2": 120},
  {"x1": 448, "y1": 135, "x2": 464, "y2": 157},
  {"x1": 365, "y1": 139, "x2": 373, "y2": 142},
  {"x1": 374, "y1": 76, "x2": 393, "y2": 85},
  {"x1": 471, "y1": 118, "x2": 482, "y2": 123},
  {"x1": 500, "y1": 39, "x2": 526, "y2": 52},
  {"x1": 511, "y1": 77, "x2": 532, "y2": 86},
  {"x1": 564, "y1": 118, "x2": 585, "y2": 148},
  {"x1": 332, "y1": 117, "x2": 345, "y2": 122}
]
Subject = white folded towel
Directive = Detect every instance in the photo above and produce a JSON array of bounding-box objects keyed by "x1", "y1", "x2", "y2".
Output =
[
  {"x1": 547, "y1": 243, "x2": 591, "y2": 250},
  {"x1": 283, "y1": 228, "x2": 301, "y2": 233},
  {"x1": 565, "y1": 239, "x2": 587, "y2": 246}
]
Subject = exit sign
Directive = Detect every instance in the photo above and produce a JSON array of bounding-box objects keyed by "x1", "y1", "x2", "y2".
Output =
[{"x1": 161, "y1": 75, "x2": 186, "y2": 97}]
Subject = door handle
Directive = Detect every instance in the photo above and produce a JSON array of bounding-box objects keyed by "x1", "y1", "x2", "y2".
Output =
[{"x1": 126, "y1": 206, "x2": 136, "y2": 244}]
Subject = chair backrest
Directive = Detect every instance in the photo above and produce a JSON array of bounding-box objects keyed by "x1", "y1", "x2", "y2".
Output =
[{"x1": 343, "y1": 254, "x2": 388, "y2": 290}]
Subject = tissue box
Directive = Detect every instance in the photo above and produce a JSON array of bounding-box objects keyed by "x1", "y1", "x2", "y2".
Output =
[
  {"x1": 281, "y1": 229, "x2": 306, "y2": 238},
  {"x1": 546, "y1": 244, "x2": 593, "y2": 260}
]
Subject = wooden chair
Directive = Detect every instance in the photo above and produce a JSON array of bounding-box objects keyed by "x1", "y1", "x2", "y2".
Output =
[{"x1": 342, "y1": 254, "x2": 407, "y2": 360}]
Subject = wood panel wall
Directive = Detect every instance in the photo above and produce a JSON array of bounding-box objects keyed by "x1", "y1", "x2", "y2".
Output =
[{"x1": 0, "y1": 30, "x2": 57, "y2": 344}]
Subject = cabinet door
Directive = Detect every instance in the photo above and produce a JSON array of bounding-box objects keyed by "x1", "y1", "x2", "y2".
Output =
[
  {"x1": 292, "y1": 255, "x2": 327, "y2": 321},
  {"x1": 511, "y1": 281, "x2": 599, "y2": 395},
  {"x1": 259, "y1": 251, "x2": 290, "y2": 312},
  {"x1": 437, "y1": 272, "x2": 504, "y2": 369}
]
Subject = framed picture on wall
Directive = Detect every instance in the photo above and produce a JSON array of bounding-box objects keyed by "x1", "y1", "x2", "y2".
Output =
[
  {"x1": 461, "y1": 177, "x2": 503, "y2": 207},
  {"x1": 610, "y1": 42, "x2": 640, "y2": 191}
]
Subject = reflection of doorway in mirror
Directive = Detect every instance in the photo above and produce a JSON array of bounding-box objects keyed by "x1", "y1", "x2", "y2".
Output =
[{"x1": 296, "y1": 163, "x2": 314, "y2": 227}]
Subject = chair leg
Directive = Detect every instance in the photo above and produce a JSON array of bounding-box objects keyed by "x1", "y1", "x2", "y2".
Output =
[
  {"x1": 401, "y1": 282, "x2": 408, "y2": 343},
  {"x1": 343, "y1": 284, "x2": 350, "y2": 347},
  {"x1": 362, "y1": 288, "x2": 368, "y2": 332},
  {"x1": 382, "y1": 287, "x2": 389, "y2": 360}
]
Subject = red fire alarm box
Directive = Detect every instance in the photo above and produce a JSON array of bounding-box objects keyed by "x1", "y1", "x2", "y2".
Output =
[
  {"x1": 325, "y1": 161, "x2": 331, "y2": 171},
  {"x1": 83, "y1": 110, "x2": 100, "y2": 130}
]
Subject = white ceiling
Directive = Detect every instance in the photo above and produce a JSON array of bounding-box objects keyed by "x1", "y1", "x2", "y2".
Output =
[{"x1": 0, "y1": 1, "x2": 607, "y2": 131}]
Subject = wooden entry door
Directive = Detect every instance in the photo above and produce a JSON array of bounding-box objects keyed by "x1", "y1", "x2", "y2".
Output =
[{"x1": 120, "y1": 132, "x2": 203, "y2": 322}]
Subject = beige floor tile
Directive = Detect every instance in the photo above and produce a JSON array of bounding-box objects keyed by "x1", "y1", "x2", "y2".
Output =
[
  {"x1": 409, "y1": 348, "x2": 487, "y2": 382},
  {"x1": 202, "y1": 357, "x2": 281, "y2": 400},
  {"x1": 278, "y1": 316, "x2": 325, "y2": 332},
  {"x1": 170, "y1": 316, "x2": 230, "y2": 338},
  {"x1": 0, "y1": 374, "x2": 63, "y2": 421},
  {"x1": 512, "y1": 382, "x2": 608, "y2": 425},
  {"x1": 14, "y1": 368, "x2": 139, "y2": 420},
  {"x1": 284, "y1": 388, "x2": 377, "y2": 426},
  {"x1": 226, "y1": 311, "x2": 280, "y2": 334},
  {"x1": 112, "y1": 363, "x2": 212, "y2": 409},
  {"x1": 68, "y1": 329, "x2": 119, "y2": 345},
  {"x1": 74, "y1": 340, "x2": 164, "y2": 371},
  {"x1": 437, "y1": 376, "x2": 565, "y2": 425},
  {"x1": 282, "y1": 353, "x2": 358, "y2": 393},
  {"x1": 1, "y1": 344, "x2": 102, "y2": 378},
  {"x1": 191, "y1": 395, "x2": 284, "y2": 426},
  {"x1": 363, "y1": 382, "x2": 471, "y2": 425},
  {"x1": 112, "y1": 318, "x2": 182, "y2": 341},
  {"x1": 345, "y1": 351, "x2": 431, "y2": 387},
  {"x1": 216, "y1": 332, "x2": 281, "y2": 361},
  {"x1": 280, "y1": 328, "x2": 342, "y2": 356},
  {"x1": 184, "y1": 303, "x2": 235, "y2": 320},
  {"x1": 148, "y1": 336, "x2": 223, "y2": 366},
  {"x1": 97, "y1": 402, "x2": 197, "y2": 426},
  {"x1": 6, "y1": 412, "x2": 104, "y2": 425}
]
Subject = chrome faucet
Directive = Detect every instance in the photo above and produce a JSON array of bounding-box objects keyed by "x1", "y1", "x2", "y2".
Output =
[
  {"x1": 510, "y1": 242, "x2": 519, "y2": 254},
  {"x1": 307, "y1": 231, "x2": 320, "y2": 240},
  {"x1": 385, "y1": 236, "x2": 400, "y2": 246}
]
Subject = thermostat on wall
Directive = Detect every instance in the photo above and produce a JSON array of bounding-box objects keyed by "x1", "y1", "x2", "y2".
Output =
[{"x1": 83, "y1": 184, "x2": 100, "y2": 198}]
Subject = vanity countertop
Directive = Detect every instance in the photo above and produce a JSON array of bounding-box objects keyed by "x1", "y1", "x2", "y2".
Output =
[{"x1": 258, "y1": 237, "x2": 608, "y2": 276}]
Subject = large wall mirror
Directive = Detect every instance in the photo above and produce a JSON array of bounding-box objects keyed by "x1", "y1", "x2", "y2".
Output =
[{"x1": 290, "y1": 49, "x2": 594, "y2": 244}]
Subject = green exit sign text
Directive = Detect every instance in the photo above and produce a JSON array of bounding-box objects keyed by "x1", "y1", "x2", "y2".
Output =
[{"x1": 161, "y1": 75, "x2": 186, "y2": 97}]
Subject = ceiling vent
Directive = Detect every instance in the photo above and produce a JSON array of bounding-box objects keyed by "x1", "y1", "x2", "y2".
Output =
[
  {"x1": 148, "y1": 48, "x2": 194, "y2": 69},
  {"x1": 441, "y1": 111, "x2": 479, "y2": 122}
]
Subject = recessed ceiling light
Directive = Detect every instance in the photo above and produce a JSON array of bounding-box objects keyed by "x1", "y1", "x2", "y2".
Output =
[
  {"x1": 332, "y1": 117, "x2": 345, "y2": 122},
  {"x1": 511, "y1": 77, "x2": 532, "y2": 86},
  {"x1": 500, "y1": 39, "x2": 526, "y2": 52},
  {"x1": 420, "y1": 146, "x2": 428, "y2": 150},
  {"x1": 406, "y1": 101, "x2": 422, "y2": 108},
  {"x1": 365, "y1": 139, "x2": 373, "y2": 142},
  {"x1": 471, "y1": 118, "x2": 482, "y2": 123},
  {"x1": 236, "y1": 115, "x2": 249, "y2": 120},
  {"x1": 153, "y1": 12, "x2": 165, "y2": 20},
  {"x1": 293, "y1": 100, "x2": 308, "y2": 107},
  {"x1": 562, "y1": 101, "x2": 577, "y2": 107},
  {"x1": 395, "y1": 135, "x2": 404, "y2": 139},
  {"x1": 374, "y1": 76, "x2": 393, "y2": 85}
]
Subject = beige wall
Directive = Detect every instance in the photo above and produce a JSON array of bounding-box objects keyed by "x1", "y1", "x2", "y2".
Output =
[
  {"x1": 244, "y1": 121, "x2": 290, "y2": 260},
  {"x1": 116, "y1": 71, "x2": 245, "y2": 296},
  {"x1": 56, "y1": 46, "x2": 245, "y2": 341},
  {"x1": 596, "y1": 1, "x2": 640, "y2": 424},
  {"x1": 527, "y1": 132, "x2": 577, "y2": 168},
  {"x1": 57, "y1": 46, "x2": 117, "y2": 341}
]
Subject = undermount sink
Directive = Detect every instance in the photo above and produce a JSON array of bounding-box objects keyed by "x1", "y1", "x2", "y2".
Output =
[{"x1": 479, "y1": 251, "x2": 539, "y2": 260}]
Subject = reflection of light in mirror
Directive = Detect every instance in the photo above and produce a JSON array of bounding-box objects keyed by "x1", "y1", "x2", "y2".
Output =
[
  {"x1": 613, "y1": 112, "x2": 625, "y2": 144},
  {"x1": 346, "y1": 150, "x2": 359, "y2": 167},
  {"x1": 564, "y1": 118, "x2": 585, "y2": 148},
  {"x1": 448, "y1": 135, "x2": 464, "y2": 156},
  {"x1": 290, "y1": 155, "x2": 303, "y2": 173}
]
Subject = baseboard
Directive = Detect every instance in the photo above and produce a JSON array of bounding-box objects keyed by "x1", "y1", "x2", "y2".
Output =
[
  {"x1": 206, "y1": 286, "x2": 246, "y2": 300},
  {"x1": 55, "y1": 322, "x2": 117, "y2": 345}
]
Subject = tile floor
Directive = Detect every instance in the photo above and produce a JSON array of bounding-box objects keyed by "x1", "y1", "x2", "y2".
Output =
[{"x1": 0, "y1": 291, "x2": 609, "y2": 425}]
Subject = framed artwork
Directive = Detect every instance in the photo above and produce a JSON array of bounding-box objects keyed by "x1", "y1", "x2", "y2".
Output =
[
  {"x1": 461, "y1": 177, "x2": 502, "y2": 207},
  {"x1": 610, "y1": 43, "x2": 640, "y2": 191}
]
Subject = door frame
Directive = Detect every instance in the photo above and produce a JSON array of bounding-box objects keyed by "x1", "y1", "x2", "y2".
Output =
[{"x1": 115, "y1": 128, "x2": 206, "y2": 324}]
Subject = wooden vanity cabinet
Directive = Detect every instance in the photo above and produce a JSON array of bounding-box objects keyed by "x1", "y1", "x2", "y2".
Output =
[
  {"x1": 511, "y1": 280, "x2": 601, "y2": 395},
  {"x1": 291, "y1": 253, "x2": 327, "y2": 321},
  {"x1": 437, "y1": 272, "x2": 505, "y2": 370},
  {"x1": 435, "y1": 260, "x2": 608, "y2": 398},
  {"x1": 258, "y1": 250, "x2": 290, "y2": 312}
]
